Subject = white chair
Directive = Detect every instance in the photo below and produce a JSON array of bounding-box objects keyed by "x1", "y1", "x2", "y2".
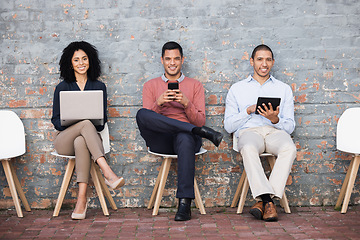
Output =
[
  {"x1": 0, "y1": 110, "x2": 31, "y2": 217},
  {"x1": 335, "y1": 107, "x2": 360, "y2": 213},
  {"x1": 231, "y1": 134, "x2": 291, "y2": 214},
  {"x1": 52, "y1": 123, "x2": 117, "y2": 217},
  {"x1": 147, "y1": 148, "x2": 207, "y2": 216}
]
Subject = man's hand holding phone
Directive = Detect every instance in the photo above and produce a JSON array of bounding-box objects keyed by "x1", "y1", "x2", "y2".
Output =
[
  {"x1": 156, "y1": 82, "x2": 189, "y2": 107},
  {"x1": 173, "y1": 89, "x2": 189, "y2": 108},
  {"x1": 167, "y1": 81, "x2": 178, "y2": 101},
  {"x1": 157, "y1": 90, "x2": 176, "y2": 106},
  {"x1": 157, "y1": 82, "x2": 179, "y2": 106}
]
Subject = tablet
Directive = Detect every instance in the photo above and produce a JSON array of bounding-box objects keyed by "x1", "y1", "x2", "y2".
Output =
[{"x1": 255, "y1": 97, "x2": 281, "y2": 114}]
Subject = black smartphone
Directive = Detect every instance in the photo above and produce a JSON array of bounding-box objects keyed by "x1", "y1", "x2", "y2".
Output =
[{"x1": 168, "y1": 82, "x2": 179, "y2": 90}]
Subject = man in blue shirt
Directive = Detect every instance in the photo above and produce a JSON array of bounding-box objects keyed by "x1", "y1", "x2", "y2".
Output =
[{"x1": 224, "y1": 44, "x2": 296, "y2": 221}]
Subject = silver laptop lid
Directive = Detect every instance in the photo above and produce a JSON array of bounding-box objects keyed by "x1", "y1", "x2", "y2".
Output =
[{"x1": 60, "y1": 90, "x2": 104, "y2": 126}]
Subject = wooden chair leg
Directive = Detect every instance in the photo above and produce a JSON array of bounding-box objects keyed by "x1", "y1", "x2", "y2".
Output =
[
  {"x1": 267, "y1": 155, "x2": 291, "y2": 213},
  {"x1": 9, "y1": 161, "x2": 31, "y2": 212},
  {"x1": 93, "y1": 162, "x2": 117, "y2": 210},
  {"x1": 231, "y1": 171, "x2": 246, "y2": 207},
  {"x1": 2, "y1": 160, "x2": 23, "y2": 217},
  {"x1": 280, "y1": 193, "x2": 291, "y2": 213},
  {"x1": 237, "y1": 173, "x2": 249, "y2": 214},
  {"x1": 335, "y1": 157, "x2": 354, "y2": 210},
  {"x1": 194, "y1": 178, "x2": 206, "y2": 214},
  {"x1": 148, "y1": 160, "x2": 165, "y2": 209},
  {"x1": 90, "y1": 162, "x2": 109, "y2": 216},
  {"x1": 341, "y1": 155, "x2": 360, "y2": 213},
  {"x1": 266, "y1": 155, "x2": 276, "y2": 168},
  {"x1": 53, "y1": 159, "x2": 75, "y2": 217},
  {"x1": 152, "y1": 158, "x2": 171, "y2": 216}
]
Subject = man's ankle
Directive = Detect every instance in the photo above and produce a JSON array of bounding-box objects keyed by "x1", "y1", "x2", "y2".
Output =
[{"x1": 260, "y1": 194, "x2": 273, "y2": 207}]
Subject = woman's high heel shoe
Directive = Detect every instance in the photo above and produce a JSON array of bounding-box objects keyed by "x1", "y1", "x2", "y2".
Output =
[
  {"x1": 71, "y1": 202, "x2": 88, "y2": 220},
  {"x1": 104, "y1": 177, "x2": 125, "y2": 190}
]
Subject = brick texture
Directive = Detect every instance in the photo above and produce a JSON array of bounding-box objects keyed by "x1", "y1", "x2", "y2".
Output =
[{"x1": 0, "y1": 0, "x2": 359, "y2": 209}]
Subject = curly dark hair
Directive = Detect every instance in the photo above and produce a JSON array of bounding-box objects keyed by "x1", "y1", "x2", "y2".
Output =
[{"x1": 59, "y1": 41, "x2": 101, "y2": 82}]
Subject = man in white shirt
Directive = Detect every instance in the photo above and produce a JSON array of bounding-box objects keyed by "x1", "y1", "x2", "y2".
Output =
[{"x1": 224, "y1": 44, "x2": 296, "y2": 221}]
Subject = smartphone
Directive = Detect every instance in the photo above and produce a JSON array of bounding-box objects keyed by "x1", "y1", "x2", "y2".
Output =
[{"x1": 168, "y1": 82, "x2": 179, "y2": 90}]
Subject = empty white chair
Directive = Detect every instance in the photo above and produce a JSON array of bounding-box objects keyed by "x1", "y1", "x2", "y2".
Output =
[
  {"x1": 335, "y1": 107, "x2": 360, "y2": 213},
  {"x1": 0, "y1": 110, "x2": 31, "y2": 217}
]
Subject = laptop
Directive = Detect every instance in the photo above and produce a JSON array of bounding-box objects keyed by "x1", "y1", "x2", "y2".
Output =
[{"x1": 60, "y1": 90, "x2": 104, "y2": 127}]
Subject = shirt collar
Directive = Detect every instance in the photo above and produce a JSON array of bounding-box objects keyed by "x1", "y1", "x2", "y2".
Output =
[
  {"x1": 161, "y1": 73, "x2": 185, "y2": 83},
  {"x1": 248, "y1": 75, "x2": 274, "y2": 84}
]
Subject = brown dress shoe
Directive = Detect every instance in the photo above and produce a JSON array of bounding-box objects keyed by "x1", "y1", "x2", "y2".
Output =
[
  {"x1": 263, "y1": 202, "x2": 278, "y2": 221},
  {"x1": 249, "y1": 201, "x2": 264, "y2": 220}
]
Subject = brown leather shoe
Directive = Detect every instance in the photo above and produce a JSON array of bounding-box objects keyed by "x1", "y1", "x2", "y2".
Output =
[
  {"x1": 263, "y1": 202, "x2": 278, "y2": 221},
  {"x1": 249, "y1": 201, "x2": 264, "y2": 220}
]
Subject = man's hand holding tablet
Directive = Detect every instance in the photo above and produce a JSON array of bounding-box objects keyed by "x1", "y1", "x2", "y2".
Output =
[
  {"x1": 255, "y1": 97, "x2": 281, "y2": 114},
  {"x1": 255, "y1": 97, "x2": 281, "y2": 124}
]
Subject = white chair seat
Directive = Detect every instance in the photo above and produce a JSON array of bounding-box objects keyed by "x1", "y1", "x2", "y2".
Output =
[
  {"x1": 148, "y1": 147, "x2": 207, "y2": 158},
  {"x1": 51, "y1": 152, "x2": 76, "y2": 159}
]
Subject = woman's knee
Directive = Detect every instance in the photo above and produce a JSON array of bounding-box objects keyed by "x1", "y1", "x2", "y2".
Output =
[
  {"x1": 77, "y1": 120, "x2": 98, "y2": 137},
  {"x1": 74, "y1": 136, "x2": 86, "y2": 149},
  {"x1": 79, "y1": 119, "x2": 95, "y2": 129}
]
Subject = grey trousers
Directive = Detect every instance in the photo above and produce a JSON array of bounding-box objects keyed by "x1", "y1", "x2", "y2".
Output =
[
  {"x1": 237, "y1": 126, "x2": 296, "y2": 200},
  {"x1": 54, "y1": 120, "x2": 105, "y2": 183}
]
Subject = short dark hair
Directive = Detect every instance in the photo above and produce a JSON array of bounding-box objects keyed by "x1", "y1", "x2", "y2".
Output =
[
  {"x1": 162, "y1": 41, "x2": 183, "y2": 57},
  {"x1": 59, "y1": 41, "x2": 101, "y2": 82},
  {"x1": 251, "y1": 44, "x2": 274, "y2": 60}
]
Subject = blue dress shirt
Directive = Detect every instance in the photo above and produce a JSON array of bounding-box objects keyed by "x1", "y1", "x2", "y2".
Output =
[{"x1": 224, "y1": 75, "x2": 295, "y2": 136}]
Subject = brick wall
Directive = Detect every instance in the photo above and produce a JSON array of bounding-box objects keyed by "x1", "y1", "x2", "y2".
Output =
[{"x1": 1, "y1": 0, "x2": 359, "y2": 209}]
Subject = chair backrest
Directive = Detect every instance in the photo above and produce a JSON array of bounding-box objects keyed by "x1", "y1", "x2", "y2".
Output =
[
  {"x1": 337, "y1": 107, "x2": 360, "y2": 154},
  {"x1": 100, "y1": 123, "x2": 110, "y2": 154},
  {"x1": 233, "y1": 134, "x2": 240, "y2": 152},
  {"x1": 0, "y1": 110, "x2": 26, "y2": 159}
]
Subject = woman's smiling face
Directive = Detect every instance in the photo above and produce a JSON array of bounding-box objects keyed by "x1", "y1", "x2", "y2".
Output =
[{"x1": 71, "y1": 49, "x2": 89, "y2": 77}]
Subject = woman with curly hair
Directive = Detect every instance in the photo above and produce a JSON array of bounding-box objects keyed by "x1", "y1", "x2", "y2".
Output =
[{"x1": 51, "y1": 41, "x2": 124, "y2": 220}]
